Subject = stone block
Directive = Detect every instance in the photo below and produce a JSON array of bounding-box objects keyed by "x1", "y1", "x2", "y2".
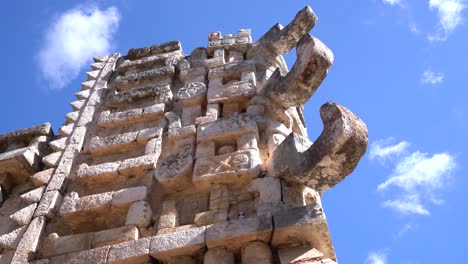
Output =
[
  {"x1": 41, "y1": 233, "x2": 92, "y2": 258},
  {"x1": 272, "y1": 205, "x2": 335, "y2": 260},
  {"x1": 11, "y1": 216, "x2": 46, "y2": 263},
  {"x1": 197, "y1": 113, "x2": 257, "y2": 143},
  {"x1": 112, "y1": 186, "x2": 147, "y2": 206},
  {"x1": 89, "y1": 132, "x2": 138, "y2": 155},
  {"x1": 34, "y1": 190, "x2": 63, "y2": 218},
  {"x1": 193, "y1": 149, "x2": 261, "y2": 190},
  {"x1": 242, "y1": 241, "x2": 273, "y2": 264},
  {"x1": 31, "y1": 168, "x2": 54, "y2": 187},
  {"x1": 49, "y1": 137, "x2": 67, "y2": 152},
  {"x1": 149, "y1": 226, "x2": 206, "y2": 262},
  {"x1": 204, "y1": 247, "x2": 234, "y2": 264},
  {"x1": 206, "y1": 214, "x2": 272, "y2": 250},
  {"x1": 10, "y1": 203, "x2": 37, "y2": 226},
  {"x1": 277, "y1": 246, "x2": 323, "y2": 264},
  {"x1": 76, "y1": 161, "x2": 121, "y2": 183},
  {"x1": 118, "y1": 154, "x2": 157, "y2": 176},
  {"x1": 107, "y1": 237, "x2": 151, "y2": 264},
  {"x1": 60, "y1": 191, "x2": 113, "y2": 215},
  {"x1": 93, "y1": 225, "x2": 139, "y2": 248},
  {"x1": 194, "y1": 209, "x2": 227, "y2": 226},
  {"x1": 0, "y1": 225, "x2": 27, "y2": 249},
  {"x1": 247, "y1": 177, "x2": 281, "y2": 213},
  {"x1": 20, "y1": 186, "x2": 45, "y2": 205},
  {"x1": 154, "y1": 143, "x2": 193, "y2": 191},
  {"x1": 125, "y1": 201, "x2": 152, "y2": 228},
  {"x1": 42, "y1": 151, "x2": 61, "y2": 168},
  {"x1": 48, "y1": 246, "x2": 110, "y2": 264}
]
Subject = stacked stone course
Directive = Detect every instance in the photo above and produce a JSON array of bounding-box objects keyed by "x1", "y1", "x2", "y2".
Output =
[{"x1": 0, "y1": 6, "x2": 367, "y2": 264}]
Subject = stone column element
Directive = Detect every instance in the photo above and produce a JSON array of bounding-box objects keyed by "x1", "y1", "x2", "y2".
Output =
[
  {"x1": 204, "y1": 247, "x2": 235, "y2": 264},
  {"x1": 242, "y1": 241, "x2": 273, "y2": 264}
]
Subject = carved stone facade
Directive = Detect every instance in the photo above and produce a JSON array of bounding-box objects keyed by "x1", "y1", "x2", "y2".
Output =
[{"x1": 0, "y1": 6, "x2": 367, "y2": 264}]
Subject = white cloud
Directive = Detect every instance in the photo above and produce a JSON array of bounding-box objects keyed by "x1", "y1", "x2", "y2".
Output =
[
  {"x1": 366, "y1": 251, "x2": 388, "y2": 264},
  {"x1": 383, "y1": 195, "x2": 430, "y2": 215},
  {"x1": 428, "y1": 0, "x2": 466, "y2": 41},
  {"x1": 377, "y1": 145, "x2": 456, "y2": 215},
  {"x1": 369, "y1": 138, "x2": 410, "y2": 161},
  {"x1": 382, "y1": 0, "x2": 403, "y2": 6},
  {"x1": 421, "y1": 70, "x2": 444, "y2": 84},
  {"x1": 38, "y1": 5, "x2": 120, "y2": 89}
]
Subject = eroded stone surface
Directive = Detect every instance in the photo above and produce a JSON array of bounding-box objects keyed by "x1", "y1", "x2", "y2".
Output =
[{"x1": 0, "y1": 6, "x2": 367, "y2": 263}]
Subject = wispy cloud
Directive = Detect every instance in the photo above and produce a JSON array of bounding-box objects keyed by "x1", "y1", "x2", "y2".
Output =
[
  {"x1": 421, "y1": 70, "x2": 444, "y2": 84},
  {"x1": 369, "y1": 138, "x2": 410, "y2": 161},
  {"x1": 382, "y1": 0, "x2": 403, "y2": 6},
  {"x1": 38, "y1": 5, "x2": 120, "y2": 89},
  {"x1": 366, "y1": 251, "x2": 388, "y2": 264},
  {"x1": 428, "y1": 0, "x2": 466, "y2": 41},
  {"x1": 375, "y1": 140, "x2": 456, "y2": 215}
]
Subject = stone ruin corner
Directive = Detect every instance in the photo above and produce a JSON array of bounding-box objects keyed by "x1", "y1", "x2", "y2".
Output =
[{"x1": 0, "y1": 5, "x2": 368, "y2": 264}]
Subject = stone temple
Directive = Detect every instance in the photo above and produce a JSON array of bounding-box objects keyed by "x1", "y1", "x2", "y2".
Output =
[{"x1": 0, "y1": 6, "x2": 368, "y2": 264}]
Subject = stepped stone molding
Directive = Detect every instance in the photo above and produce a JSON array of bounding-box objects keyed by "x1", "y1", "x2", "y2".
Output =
[{"x1": 0, "y1": 5, "x2": 367, "y2": 263}]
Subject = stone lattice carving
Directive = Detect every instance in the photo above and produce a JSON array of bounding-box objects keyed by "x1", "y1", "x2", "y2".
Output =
[{"x1": 0, "y1": 5, "x2": 367, "y2": 263}]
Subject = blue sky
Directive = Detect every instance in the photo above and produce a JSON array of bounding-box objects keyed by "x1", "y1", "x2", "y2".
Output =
[{"x1": 1, "y1": 1, "x2": 467, "y2": 263}]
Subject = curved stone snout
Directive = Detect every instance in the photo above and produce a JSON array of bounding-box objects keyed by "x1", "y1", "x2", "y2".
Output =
[
  {"x1": 269, "y1": 102, "x2": 368, "y2": 192},
  {"x1": 263, "y1": 34, "x2": 334, "y2": 109}
]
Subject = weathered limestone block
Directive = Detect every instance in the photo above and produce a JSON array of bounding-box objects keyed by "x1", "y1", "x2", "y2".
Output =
[
  {"x1": 42, "y1": 151, "x2": 61, "y2": 168},
  {"x1": 125, "y1": 201, "x2": 152, "y2": 228},
  {"x1": 204, "y1": 247, "x2": 235, "y2": 264},
  {"x1": 269, "y1": 102, "x2": 368, "y2": 192},
  {"x1": 10, "y1": 203, "x2": 37, "y2": 226},
  {"x1": 33, "y1": 190, "x2": 62, "y2": 219},
  {"x1": 98, "y1": 103, "x2": 165, "y2": 128},
  {"x1": 204, "y1": 48, "x2": 225, "y2": 69},
  {"x1": 77, "y1": 161, "x2": 121, "y2": 183},
  {"x1": 20, "y1": 186, "x2": 45, "y2": 205},
  {"x1": 119, "y1": 50, "x2": 183, "y2": 72},
  {"x1": 11, "y1": 216, "x2": 46, "y2": 263},
  {"x1": 179, "y1": 66, "x2": 206, "y2": 82},
  {"x1": 111, "y1": 66, "x2": 175, "y2": 90},
  {"x1": 93, "y1": 225, "x2": 139, "y2": 248},
  {"x1": 59, "y1": 191, "x2": 113, "y2": 216},
  {"x1": 89, "y1": 131, "x2": 139, "y2": 155},
  {"x1": 247, "y1": 177, "x2": 281, "y2": 214},
  {"x1": 207, "y1": 29, "x2": 252, "y2": 55},
  {"x1": 277, "y1": 246, "x2": 324, "y2": 264},
  {"x1": 209, "y1": 186, "x2": 230, "y2": 210},
  {"x1": 154, "y1": 144, "x2": 193, "y2": 191},
  {"x1": 112, "y1": 186, "x2": 148, "y2": 207},
  {"x1": 0, "y1": 147, "x2": 41, "y2": 185},
  {"x1": 127, "y1": 40, "x2": 182, "y2": 60},
  {"x1": 49, "y1": 137, "x2": 67, "y2": 152},
  {"x1": 59, "y1": 123, "x2": 74, "y2": 137},
  {"x1": 272, "y1": 205, "x2": 335, "y2": 260},
  {"x1": 194, "y1": 209, "x2": 227, "y2": 226},
  {"x1": 242, "y1": 241, "x2": 273, "y2": 264},
  {"x1": 118, "y1": 154, "x2": 158, "y2": 176},
  {"x1": 0, "y1": 225, "x2": 27, "y2": 249},
  {"x1": 157, "y1": 199, "x2": 178, "y2": 229},
  {"x1": 193, "y1": 149, "x2": 261, "y2": 190},
  {"x1": 205, "y1": 214, "x2": 272, "y2": 250},
  {"x1": 106, "y1": 84, "x2": 173, "y2": 107},
  {"x1": 48, "y1": 246, "x2": 110, "y2": 264},
  {"x1": 149, "y1": 226, "x2": 206, "y2": 262},
  {"x1": 197, "y1": 113, "x2": 258, "y2": 142},
  {"x1": 262, "y1": 34, "x2": 333, "y2": 108},
  {"x1": 41, "y1": 233, "x2": 92, "y2": 258},
  {"x1": 107, "y1": 237, "x2": 151, "y2": 264},
  {"x1": 91, "y1": 61, "x2": 106, "y2": 70}
]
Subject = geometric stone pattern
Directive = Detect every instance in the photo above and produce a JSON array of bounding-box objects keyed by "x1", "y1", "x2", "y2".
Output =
[{"x1": 0, "y1": 6, "x2": 368, "y2": 263}]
